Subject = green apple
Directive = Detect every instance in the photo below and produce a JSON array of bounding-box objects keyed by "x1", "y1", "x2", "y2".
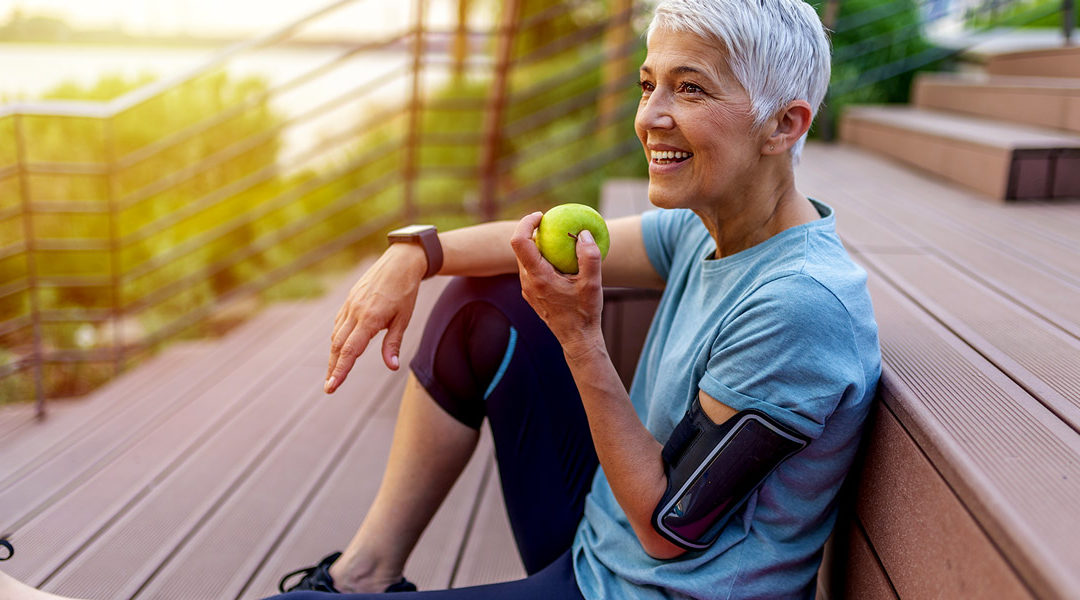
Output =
[{"x1": 534, "y1": 203, "x2": 610, "y2": 274}]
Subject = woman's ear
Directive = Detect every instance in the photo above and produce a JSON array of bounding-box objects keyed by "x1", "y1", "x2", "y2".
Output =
[{"x1": 762, "y1": 100, "x2": 813, "y2": 155}]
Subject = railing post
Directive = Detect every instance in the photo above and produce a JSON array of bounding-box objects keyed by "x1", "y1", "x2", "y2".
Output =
[
  {"x1": 403, "y1": 0, "x2": 427, "y2": 223},
  {"x1": 13, "y1": 114, "x2": 46, "y2": 418},
  {"x1": 600, "y1": 0, "x2": 633, "y2": 144},
  {"x1": 479, "y1": 0, "x2": 522, "y2": 222},
  {"x1": 103, "y1": 116, "x2": 124, "y2": 375},
  {"x1": 453, "y1": 0, "x2": 470, "y2": 81},
  {"x1": 820, "y1": 0, "x2": 843, "y2": 143},
  {"x1": 1065, "y1": 0, "x2": 1075, "y2": 46}
]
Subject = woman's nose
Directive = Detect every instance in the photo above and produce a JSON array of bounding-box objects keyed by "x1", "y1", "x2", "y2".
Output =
[{"x1": 637, "y1": 94, "x2": 675, "y2": 130}]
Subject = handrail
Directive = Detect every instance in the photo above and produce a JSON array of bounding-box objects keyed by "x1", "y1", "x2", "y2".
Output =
[{"x1": 0, "y1": 0, "x2": 364, "y2": 121}]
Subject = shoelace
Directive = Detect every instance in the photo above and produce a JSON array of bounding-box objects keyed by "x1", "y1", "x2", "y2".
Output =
[
  {"x1": 278, "y1": 564, "x2": 325, "y2": 593},
  {"x1": 0, "y1": 539, "x2": 12, "y2": 561}
]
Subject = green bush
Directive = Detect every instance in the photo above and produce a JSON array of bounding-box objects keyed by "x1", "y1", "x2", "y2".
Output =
[
  {"x1": 967, "y1": 0, "x2": 1077, "y2": 28},
  {"x1": 816, "y1": 0, "x2": 948, "y2": 138}
]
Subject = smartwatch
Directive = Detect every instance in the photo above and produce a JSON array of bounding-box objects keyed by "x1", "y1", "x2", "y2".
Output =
[{"x1": 388, "y1": 224, "x2": 443, "y2": 279}]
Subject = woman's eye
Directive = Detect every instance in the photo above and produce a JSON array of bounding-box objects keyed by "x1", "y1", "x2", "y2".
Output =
[
  {"x1": 678, "y1": 82, "x2": 703, "y2": 94},
  {"x1": 638, "y1": 80, "x2": 654, "y2": 93}
]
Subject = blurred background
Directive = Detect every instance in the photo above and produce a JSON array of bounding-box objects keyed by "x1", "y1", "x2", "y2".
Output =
[{"x1": 0, "y1": 0, "x2": 1074, "y2": 407}]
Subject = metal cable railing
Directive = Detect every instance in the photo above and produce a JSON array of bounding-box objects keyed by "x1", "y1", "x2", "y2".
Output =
[{"x1": 0, "y1": 0, "x2": 647, "y2": 411}]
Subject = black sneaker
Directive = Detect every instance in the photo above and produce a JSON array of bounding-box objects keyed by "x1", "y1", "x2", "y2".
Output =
[{"x1": 278, "y1": 552, "x2": 417, "y2": 594}]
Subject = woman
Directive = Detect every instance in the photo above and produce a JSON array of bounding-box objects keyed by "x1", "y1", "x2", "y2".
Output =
[{"x1": 0, "y1": 1, "x2": 879, "y2": 598}]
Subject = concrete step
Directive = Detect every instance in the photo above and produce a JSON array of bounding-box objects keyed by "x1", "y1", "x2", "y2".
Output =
[
  {"x1": 839, "y1": 105, "x2": 1080, "y2": 201},
  {"x1": 913, "y1": 72, "x2": 1080, "y2": 134},
  {"x1": 987, "y1": 45, "x2": 1080, "y2": 79}
]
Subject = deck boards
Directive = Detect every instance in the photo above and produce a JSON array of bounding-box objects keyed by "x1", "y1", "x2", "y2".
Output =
[{"x1": 0, "y1": 264, "x2": 526, "y2": 599}]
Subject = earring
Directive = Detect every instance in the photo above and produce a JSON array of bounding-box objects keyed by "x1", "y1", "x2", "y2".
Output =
[{"x1": 769, "y1": 145, "x2": 775, "y2": 151}]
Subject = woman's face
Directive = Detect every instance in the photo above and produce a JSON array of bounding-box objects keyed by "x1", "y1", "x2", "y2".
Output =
[{"x1": 635, "y1": 28, "x2": 765, "y2": 211}]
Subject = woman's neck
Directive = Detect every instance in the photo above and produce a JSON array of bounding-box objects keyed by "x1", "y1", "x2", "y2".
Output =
[{"x1": 694, "y1": 168, "x2": 819, "y2": 260}]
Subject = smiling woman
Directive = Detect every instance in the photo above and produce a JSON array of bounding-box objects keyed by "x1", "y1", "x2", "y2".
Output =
[{"x1": 1, "y1": 2, "x2": 880, "y2": 599}]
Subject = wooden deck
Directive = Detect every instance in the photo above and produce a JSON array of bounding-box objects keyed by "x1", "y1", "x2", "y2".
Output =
[
  {"x1": 0, "y1": 271, "x2": 526, "y2": 599},
  {"x1": 1, "y1": 140, "x2": 1079, "y2": 598}
]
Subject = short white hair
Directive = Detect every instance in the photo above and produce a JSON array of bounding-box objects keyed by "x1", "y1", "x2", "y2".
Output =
[{"x1": 646, "y1": 0, "x2": 831, "y2": 163}]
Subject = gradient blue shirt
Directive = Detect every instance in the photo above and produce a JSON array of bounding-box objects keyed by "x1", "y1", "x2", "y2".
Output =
[{"x1": 572, "y1": 200, "x2": 881, "y2": 600}]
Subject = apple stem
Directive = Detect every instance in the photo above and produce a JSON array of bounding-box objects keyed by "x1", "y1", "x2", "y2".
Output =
[{"x1": 567, "y1": 232, "x2": 579, "y2": 240}]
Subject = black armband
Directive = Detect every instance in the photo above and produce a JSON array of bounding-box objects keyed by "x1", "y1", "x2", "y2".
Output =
[{"x1": 652, "y1": 398, "x2": 809, "y2": 550}]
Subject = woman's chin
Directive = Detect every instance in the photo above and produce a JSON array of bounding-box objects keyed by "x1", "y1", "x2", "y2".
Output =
[{"x1": 646, "y1": 183, "x2": 686, "y2": 210}]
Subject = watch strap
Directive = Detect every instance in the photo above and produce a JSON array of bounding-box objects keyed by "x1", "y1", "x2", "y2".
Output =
[
  {"x1": 388, "y1": 225, "x2": 442, "y2": 279},
  {"x1": 417, "y1": 227, "x2": 442, "y2": 279}
]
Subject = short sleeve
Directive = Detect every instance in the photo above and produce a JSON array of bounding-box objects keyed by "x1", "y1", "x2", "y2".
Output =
[
  {"x1": 698, "y1": 274, "x2": 865, "y2": 440},
  {"x1": 641, "y1": 208, "x2": 698, "y2": 282}
]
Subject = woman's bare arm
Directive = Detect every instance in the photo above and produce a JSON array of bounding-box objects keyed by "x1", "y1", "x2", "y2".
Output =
[{"x1": 324, "y1": 212, "x2": 661, "y2": 393}]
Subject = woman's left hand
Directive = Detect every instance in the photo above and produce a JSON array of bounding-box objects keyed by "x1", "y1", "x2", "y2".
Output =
[{"x1": 510, "y1": 211, "x2": 605, "y2": 359}]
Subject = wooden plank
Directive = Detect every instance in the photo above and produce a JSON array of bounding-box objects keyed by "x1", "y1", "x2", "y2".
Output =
[
  {"x1": 862, "y1": 251, "x2": 1080, "y2": 431},
  {"x1": 0, "y1": 304, "x2": 300, "y2": 486},
  {"x1": 844, "y1": 105, "x2": 1080, "y2": 150},
  {"x1": 913, "y1": 72, "x2": 1080, "y2": 134},
  {"x1": 450, "y1": 456, "x2": 527, "y2": 588},
  {"x1": 0, "y1": 402, "x2": 42, "y2": 440},
  {"x1": 987, "y1": 46, "x2": 1080, "y2": 79},
  {"x1": 842, "y1": 522, "x2": 897, "y2": 600},
  {"x1": 855, "y1": 402, "x2": 1032, "y2": 600},
  {"x1": 857, "y1": 163, "x2": 1080, "y2": 263},
  {"x1": 0, "y1": 260, "x2": 368, "y2": 508},
  {"x1": 14, "y1": 264, "x2": 397, "y2": 595},
  {"x1": 599, "y1": 178, "x2": 654, "y2": 218},
  {"x1": 137, "y1": 277, "x2": 449, "y2": 599},
  {"x1": 798, "y1": 144, "x2": 1080, "y2": 340},
  {"x1": 43, "y1": 363, "x2": 331, "y2": 599},
  {"x1": 3, "y1": 298, "x2": 339, "y2": 589},
  {"x1": 133, "y1": 368, "x2": 406, "y2": 600},
  {"x1": 861, "y1": 268, "x2": 1080, "y2": 599},
  {"x1": 840, "y1": 106, "x2": 1080, "y2": 200},
  {"x1": 236, "y1": 388, "x2": 401, "y2": 599},
  {"x1": 238, "y1": 423, "x2": 494, "y2": 599}
]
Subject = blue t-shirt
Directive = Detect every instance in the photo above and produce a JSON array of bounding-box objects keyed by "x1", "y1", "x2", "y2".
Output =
[{"x1": 571, "y1": 200, "x2": 881, "y2": 600}]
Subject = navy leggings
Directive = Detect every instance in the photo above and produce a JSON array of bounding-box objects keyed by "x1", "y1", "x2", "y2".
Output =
[{"x1": 272, "y1": 275, "x2": 598, "y2": 599}]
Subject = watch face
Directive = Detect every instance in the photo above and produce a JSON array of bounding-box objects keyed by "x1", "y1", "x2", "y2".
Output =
[{"x1": 391, "y1": 224, "x2": 435, "y2": 236}]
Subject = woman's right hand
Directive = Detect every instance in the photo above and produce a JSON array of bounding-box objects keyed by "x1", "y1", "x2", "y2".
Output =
[{"x1": 325, "y1": 242, "x2": 428, "y2": 394}]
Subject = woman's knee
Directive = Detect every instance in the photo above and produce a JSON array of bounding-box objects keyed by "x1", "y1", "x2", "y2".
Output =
[{"x1": 410, "y1": 277, "x2": 524, "y2": 429}]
